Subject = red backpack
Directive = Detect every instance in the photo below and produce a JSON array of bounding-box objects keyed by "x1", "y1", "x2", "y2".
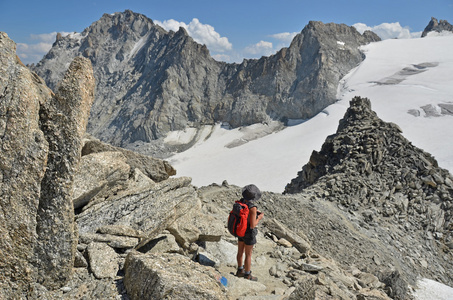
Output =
[{"x1": 227, "y1": 201, "x2": 249, "y2": 237}]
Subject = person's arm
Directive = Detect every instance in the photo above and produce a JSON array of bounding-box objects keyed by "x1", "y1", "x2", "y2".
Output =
[{"x1": 248, "y1": 207, "x2": 264, "y2": 229}]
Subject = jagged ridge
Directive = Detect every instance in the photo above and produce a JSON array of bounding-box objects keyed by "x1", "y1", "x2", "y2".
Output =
[
  {"x1": 422, "y1": 17, "x2": 453, "y2": 37},
  {"x1": 285, "y1": 97, "x2": 453, "y2": 268},
  {"x1": 31, "y1": 10, "x2": 380, "y2": 148}
]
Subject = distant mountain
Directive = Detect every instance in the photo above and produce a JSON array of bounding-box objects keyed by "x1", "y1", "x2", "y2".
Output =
[
  {"x1": 422, "y1": 17, "x2": 453, "y2": 37},
  {"x1": 31, "y1": 10, "x2": 379, "y2": 150}
]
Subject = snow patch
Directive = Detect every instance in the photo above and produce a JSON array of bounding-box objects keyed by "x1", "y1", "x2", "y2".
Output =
[
  {"x1": 164, "y1": 127, "x2": 199, "y2": 145},
  {"x1": 62, "y1": 32, "x2": 83, "y2": 41},
  {"x1": 412, "y1": 278, "x2": 453, "y2": 300},
  {"x1": 426, "y1": 30, "x2": 453, "y2": 37},
  {"x1": 129, "y1": 35, "x2": 148, "y2": 58}
]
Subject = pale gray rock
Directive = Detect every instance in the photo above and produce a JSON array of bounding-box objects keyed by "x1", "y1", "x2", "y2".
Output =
[
  {"x1": 87, "y1": 242, "x2": 119, "y2": 279},
  {"x1": 136, "y1": 233, "x2": 181, "y2": 254},
  {"x1": 277, "y1": 238, "x2": 293, "y2": 248},
  {"x1": 202, "y1": 239, "x2": 238, "y2": 267},
  {"x1": 81, "y1": 133, "x2": 176, "y2": 180},
  {"x1": 96, "y1": 224, "x2": 145, "y2": 238},
  {"x1": 301, "y1": 262, "x2": 324, "y2": 272},
  {"x1": 263, "y1": 218, "x2": 311, "y2": 254},
  {"x1": 356, "y1": 272, "x2": 381, "y2": 288},
  {"x1": 76, "y1": 176, "x2": 197, "y2": 237},
  {"x1": 167, "y1": 196, "x2": 224, "y2": 248},
  {"x1": 223, "y1": 273, "x2": 267, "y2": 299},
  {"x1": 124, "y1": 251, "x2": 228, "y2": 300},
  {"x1": 79, "y1": 232, "x2": 139, "y2": 249},
  {"x1": 72, "y1": 151, "x2": 130, "y2": 209}
]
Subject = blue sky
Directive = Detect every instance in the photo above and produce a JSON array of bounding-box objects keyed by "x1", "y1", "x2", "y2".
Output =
[{"x1": 1, "y1": 0, "x2": 452, "y2": 64}]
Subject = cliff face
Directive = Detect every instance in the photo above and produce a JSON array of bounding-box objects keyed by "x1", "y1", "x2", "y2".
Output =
[
  {"x1": 32, "y1": 10, "x2": 380, "y2": 147},
  {"x1": 0, "y1": 32, "x2": 95, "y2": 298},
  {"x1": 0, "y1": 32, "x2": 51, "y2": 298}
]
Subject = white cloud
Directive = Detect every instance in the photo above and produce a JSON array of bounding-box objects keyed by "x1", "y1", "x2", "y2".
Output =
[
  {"x1": 16, "y1": 31, "x2": 74, "y2": 64},
  {"x1": 156, "y1": 18, "x2": 232, "y2": 53},
  {"x1": 211, "y1": 53, "x2": 232, "y2": 62},
  {"x1": 16, "y1": 42, "x2": 52, "y2": 64},
  {"x1": 30, "y1": 31, "x2": 72, "y2": 43},
  {"x1": 155, "y1": 19, "x2": 186, "y2": 32},
  {"x1": 244, "y1": 40, "x2": 274, "y2": 56},
  {"x1": 269, "y1": 32, "x2": 299, "y2": 43},
  {"x1": 353, "y1": 22, "x2": 421, "y2": 39}
]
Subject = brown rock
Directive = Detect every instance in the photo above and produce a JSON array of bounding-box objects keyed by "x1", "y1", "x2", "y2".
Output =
[{"x1": 34, "y1": 56, "x2": 95, "y2": 289}]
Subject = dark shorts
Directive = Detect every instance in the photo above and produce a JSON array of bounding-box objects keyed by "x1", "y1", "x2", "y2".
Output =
[{"x1": 238, "y1": 228, "x2": 257, "y2": 245}]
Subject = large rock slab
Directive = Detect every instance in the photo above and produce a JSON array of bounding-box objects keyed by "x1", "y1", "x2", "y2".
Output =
[
  {"x1": 124, "y1": 251, "x2": 228, "y2": 300},
  {"x1": 166, "y1": 196, "x2": 224, "y2": 248},
  {"x1": 76, "y1": 177, "x2": 197, "y2": 239},
  {"x1": 87, "y1": 242, "x2": 119, "y2": 279},
  {"x1": 263, "y1": 218, "x2": 311, "y2": 254},
  {"x1": 82, "y1": 134, "x2": 176, "y2": 182},
  {"x1": 72, "y1": 151, "x2": 130, "y2": 209}
]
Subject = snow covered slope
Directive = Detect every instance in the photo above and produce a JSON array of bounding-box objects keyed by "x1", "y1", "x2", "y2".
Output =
[{"x1": 168, "y1": 35, "x2": 453, "y2": 194}]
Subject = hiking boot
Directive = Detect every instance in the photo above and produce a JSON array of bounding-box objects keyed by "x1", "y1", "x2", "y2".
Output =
[
  {"x1": 244, "y1": 271, "x2": 258, "y2": 281},
  {"x1": 235, "y1": 268, "x2": 245, "y2": 277}
]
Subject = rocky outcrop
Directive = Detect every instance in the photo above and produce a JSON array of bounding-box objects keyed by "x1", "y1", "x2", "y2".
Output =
[
  {"x1": 421, "y1": 17, "x2": 453, "y2": 37},
  {"x1": 34, "y1": 56, "x2": 95, "y2": 289},
  {"x1": 81, "y1": 133, "x2": 176, "y2": 181},
  {"x1": 0, "y1": 31, "x2": 95, "y2": 298},
  {"x1": 0, "y1": 32, "x2": 52, "y2": 299},
  {"x1": 284, "y1": 97, "x2": 452, "y2": 236},
  {"x1": 124, "y1": 251, "x2": 228, "y2": 300},
  {"x1": 76, "y1": 176, "x2": 195, "y2": 235},
  {"x1": 72, "y1": 151, "x2": 131, "y2": 209},
  {"x1": 284, "y1": 96, "x2": 453, "y2": 288},
  {"x1": 31, "y1": 10, "x2": 380, "y2": 151}
]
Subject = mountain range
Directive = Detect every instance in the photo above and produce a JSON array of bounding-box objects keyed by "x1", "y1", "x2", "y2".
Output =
[{"x1": 31, "y1": 10, "x2": 380, "y2": 153}]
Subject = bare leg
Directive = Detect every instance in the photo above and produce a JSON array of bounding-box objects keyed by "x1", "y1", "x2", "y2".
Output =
[
  {"x1": 237, "y1": 241, "x2": 245, "y2": 268},
  {"x1": 244, "y1": 244, "x2": 254, "y2": 272}
]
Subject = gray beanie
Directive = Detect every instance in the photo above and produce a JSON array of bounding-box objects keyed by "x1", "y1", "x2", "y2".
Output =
[{"x1": 242, "y1": 184, "x2": 261, "y2": 201}]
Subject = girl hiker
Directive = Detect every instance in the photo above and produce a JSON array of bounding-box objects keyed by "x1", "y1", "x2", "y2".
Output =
[{"x1": 235, "y1": 184, "x2": 264, "y2": 281}]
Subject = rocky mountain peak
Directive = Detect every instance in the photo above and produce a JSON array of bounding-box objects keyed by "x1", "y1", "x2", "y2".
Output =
[
  {"x1": 285, "y1": 95, "x2": 452, "y2": 240},
  {"x1": 31, "y1": 11, "x2": 380, "y2": 152},
  {"x1": 421, "y1": 17, "x2": 453, "y2": 37},
  {"x1": 283, "y1": 96, "x2": 453, "y2": 291}
]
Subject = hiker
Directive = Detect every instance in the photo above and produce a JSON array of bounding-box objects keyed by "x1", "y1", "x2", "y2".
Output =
[{"x1": 235, "y1": 184, "x2": 264, "y2": 281}]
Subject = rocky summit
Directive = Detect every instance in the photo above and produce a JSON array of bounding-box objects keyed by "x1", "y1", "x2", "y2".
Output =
[
  {"x1": 285, "y1": 96, "x2": 453, "y2": 292},
  {"x1": 421, "y1": 17, "x2": 453, "y2": 37},
  {"x1": 31, "y1": 10, "x2": 380, "y2": 154}
]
